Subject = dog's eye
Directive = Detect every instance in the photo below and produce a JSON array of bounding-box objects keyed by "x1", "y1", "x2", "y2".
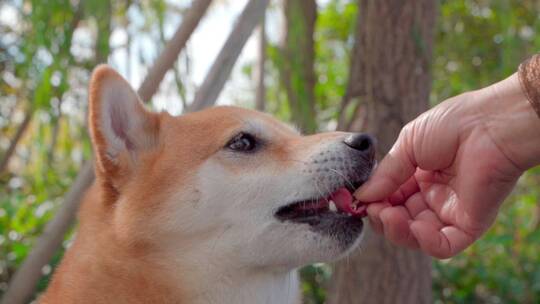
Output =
[{"x1": 226, "y1": 132, "x2": 258, "y2": 152}]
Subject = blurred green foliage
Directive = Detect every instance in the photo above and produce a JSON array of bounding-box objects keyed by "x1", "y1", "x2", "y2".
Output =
[
  {"x1": 432, "y1": 0, "x2": 540, "y2": 102},
  {"x1": 433, "y1": 168, "x2": 540, "y2": 304},
  {"x1": 1, "y1": 0, "x2": 540, "y2": 303}
]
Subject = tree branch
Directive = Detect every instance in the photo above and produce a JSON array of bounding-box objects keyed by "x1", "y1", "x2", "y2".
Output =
[
  {"x1": 188, "y1": 0, "x2": 270, "y2": 112},
  {"x1": 0, "y1": 110, "x2": 32, "y2": 175},
  {"x1": 137, "y1": 0, "x2": 212, "y2": 103},
  {"x1": 255, "y1": 18, "x2": 267, "y2": 112}
]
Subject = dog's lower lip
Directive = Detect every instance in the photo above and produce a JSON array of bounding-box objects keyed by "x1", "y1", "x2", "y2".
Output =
[{"x1": 275, "y1": 183, "x2": 367, "y2": 223}]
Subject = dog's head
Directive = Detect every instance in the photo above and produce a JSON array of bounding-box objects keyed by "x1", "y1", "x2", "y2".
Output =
[{"x1": 88, "y1": 65, "x2": 375, "y2": 271}]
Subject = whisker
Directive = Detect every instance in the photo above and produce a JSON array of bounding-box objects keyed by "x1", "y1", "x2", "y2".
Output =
[
  {"x1": 327, "y1": 167, "x2": 356, "y2": 191},
  {"x1": 279, "y1": 158, "x2": 310, "y2": 165}
]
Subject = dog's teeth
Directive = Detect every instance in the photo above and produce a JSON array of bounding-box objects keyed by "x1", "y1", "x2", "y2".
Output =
[{"x1": 329, "y1": 200, "x2": 337, "y2": 212}]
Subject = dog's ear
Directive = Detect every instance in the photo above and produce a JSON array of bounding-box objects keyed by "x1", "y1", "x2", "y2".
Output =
[{"x1": 88, "y1": 65, "x2": 160, "y2": 186}]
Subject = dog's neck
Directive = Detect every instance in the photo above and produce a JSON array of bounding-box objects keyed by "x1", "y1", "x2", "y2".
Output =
[
  {"x1": 181, "y1": 265, "x2": 301, "y2": 304},
  {"x1": 43, "y1": 184, "x2": 302, "y2": 303},
  {"x1": 164, "y1": 241, "x2": 301, "y2": 304},
  {"x1": 44, "y1": 205, "x2": 301, "y2": 303},
  {"x1": 45, "y1": 232, "x2": 301, "y2": 304},
  {"x1": 205, "y1": 271, "x2": 300, "y2": 304}
]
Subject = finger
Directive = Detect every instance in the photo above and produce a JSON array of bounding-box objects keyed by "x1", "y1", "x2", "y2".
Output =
[
  {"x1": 379, "y1": 206, "x2": 419, "y2": 249},
  {"x1": 403, "y1": 192, "x2": 427, "y2": 218},
  {"x1": 415, "y1": 169, "x2": 453, "y2": 184},
  {"x1": 366, "y1": 202, "x2": 391, "y2": 234},
  {"x1": 417, "y1": 182, "x2": 456, "y2": 223},
  {"x1": 354, "y1": 132, "x2": 417, "y2": 202},
  {"x1": 410, "y1": 221, "x2": 474, "y2": 259},
  {"x1": 414, "y1": 210, "x2": 444, "y2": 230},
  {"x1": 388, "y1": 175, "x2": 420, "y2": 206}
]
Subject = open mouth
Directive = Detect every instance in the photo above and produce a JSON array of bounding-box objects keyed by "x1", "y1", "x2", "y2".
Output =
[{"x1": 275, "y1": 182, "x2": 367, "y2": 225}]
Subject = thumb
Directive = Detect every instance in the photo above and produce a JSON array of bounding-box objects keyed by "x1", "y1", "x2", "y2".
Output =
[{"x1": 354, "y1": 130, "x2": 417, "y2": 202}]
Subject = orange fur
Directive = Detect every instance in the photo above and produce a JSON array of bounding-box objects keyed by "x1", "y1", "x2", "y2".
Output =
[
  {"x1": 41, "y1": 68, "x2": 304, "y2": 303},
  {"x1": 41, "y1": 66, "x2": 369, "y2": 304}
]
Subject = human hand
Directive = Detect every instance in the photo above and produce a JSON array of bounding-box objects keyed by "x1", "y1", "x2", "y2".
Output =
[{"x1": 355, "y1": 73, "x2": 540, "y2": 258}]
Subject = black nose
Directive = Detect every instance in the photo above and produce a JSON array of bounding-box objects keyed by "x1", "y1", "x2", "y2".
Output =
[{"x1": 344, "y1": 133, "x2": 375, "y2": 156}]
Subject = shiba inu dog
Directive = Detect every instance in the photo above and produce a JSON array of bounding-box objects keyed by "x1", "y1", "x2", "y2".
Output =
[{"x1": 40, "y1": 65, "x2": 376, "y2": 303}]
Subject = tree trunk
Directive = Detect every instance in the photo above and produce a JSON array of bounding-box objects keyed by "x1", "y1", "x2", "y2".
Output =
[
  {"x1": 281, "y1": 0, "x2": 317, "y2": 133},
  {"x1": 47, "y1": 99, "x2": 62, "y2": 164},
  {"x1": 328, "y1": 1, "x2": 437, "y2": 303},
  {"x1": 255, "y1": 18, "x2": 266, "y2": 112}
]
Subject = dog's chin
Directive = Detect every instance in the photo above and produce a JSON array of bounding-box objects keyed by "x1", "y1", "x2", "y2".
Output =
[
  {"x1": 273, "y1": 185, "x2": 365, "y2": 264},
  {"x1": 279, "y1": 208, "x2": 363, "y2": 248},
  {"x1": 306, "y1": 212, "x2": 363, "y2": 251},
  {"x1": 267, "y1": 216, "x2": 363, "y2": 267}
]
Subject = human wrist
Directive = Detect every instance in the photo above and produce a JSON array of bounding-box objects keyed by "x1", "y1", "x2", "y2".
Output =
[
  {"x1": 479, "y1": 73, "x2": 540, "y2": 170},
  {"x1": 518, "y1": 54, "x2": 540, "y2": 119}
]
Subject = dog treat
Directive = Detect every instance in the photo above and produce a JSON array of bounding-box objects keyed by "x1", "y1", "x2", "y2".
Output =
[
  {"x1": 518, "y1": 54, "x2": 540, "y2": 119},
  {"x1": 330, "y1": 187, "x2": 367, "y2": 217}
]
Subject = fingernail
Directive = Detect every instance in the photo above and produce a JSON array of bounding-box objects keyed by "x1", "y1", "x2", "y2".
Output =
[{"x1": 353, "y1": 187, "x2": 365, "y2": 199}]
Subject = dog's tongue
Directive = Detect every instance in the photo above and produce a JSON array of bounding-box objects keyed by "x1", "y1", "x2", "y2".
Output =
[{"x1": 330, "y1": 187, "x2": 366, "y2": 217}]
